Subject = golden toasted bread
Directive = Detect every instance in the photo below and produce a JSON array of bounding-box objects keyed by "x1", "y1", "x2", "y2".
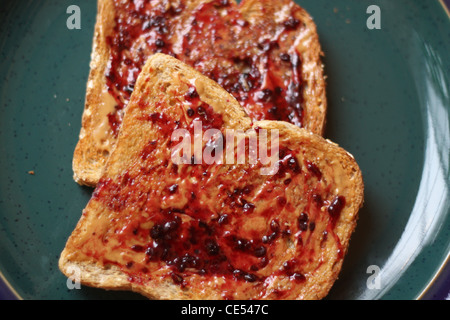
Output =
[
  {"x1": 60, "y1": 54, "x2": 362, "y2": 300},
  {"x1": 72, "y1": 0, "x2": 326, "y2": 186}
]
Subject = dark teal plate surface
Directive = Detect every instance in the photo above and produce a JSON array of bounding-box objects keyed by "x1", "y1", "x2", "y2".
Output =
[{"x1": 0, "y1": 0, "x2": 449, "y2": 300}]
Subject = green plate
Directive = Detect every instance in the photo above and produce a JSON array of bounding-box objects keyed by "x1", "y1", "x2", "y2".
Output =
[{"x1": 0, "y1": 0, "x2": 449, "y2": 300}]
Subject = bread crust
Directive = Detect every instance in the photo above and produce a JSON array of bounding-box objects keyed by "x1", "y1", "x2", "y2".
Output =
[
  {"x1": 240, "y1": 0, "x2": 327, "y2": 135},
  {"x1": 72, "y1": 0, "x2": 115, "y2": 186},
  {"x1": 61, "y1": 54, "x2": 362, "y2": 300},
  {"x1": 72, "y1": 0, "x2": 327, "y2": 187}
]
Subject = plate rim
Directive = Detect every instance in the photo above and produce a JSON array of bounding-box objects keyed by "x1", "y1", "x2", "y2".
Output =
[{"x1": 0, "y1": 0, "x2": 449, "y2": 301}]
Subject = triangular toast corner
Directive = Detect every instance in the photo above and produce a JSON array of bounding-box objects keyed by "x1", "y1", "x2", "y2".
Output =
[{"x1": 61, "y1": 53, "x2": 363, "y2": 300}]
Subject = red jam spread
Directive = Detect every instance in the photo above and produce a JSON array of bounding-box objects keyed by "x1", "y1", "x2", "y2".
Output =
[
  {"x1": 75, "y1": 84, "x2": 345, "y2": 299},
  {"x1": 105, "y1": 0, "x2": 306, "y2": 137}
]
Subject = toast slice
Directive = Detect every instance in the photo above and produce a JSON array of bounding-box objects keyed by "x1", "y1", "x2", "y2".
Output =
[
  {"x1": 60, "y1": 54, "x2": 362, "y2": 300},
  {"x1": 73, "y1": 0, "x2": 326, "y2": 186},
  {"x1": 72, "y1": 0, "x2": 203, "y2": 187}
]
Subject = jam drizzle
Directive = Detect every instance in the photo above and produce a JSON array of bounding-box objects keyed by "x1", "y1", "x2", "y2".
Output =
[
  {"x1": 104, "y1": 0, "x2": 306, "y2": 137},
  {"x1": 87, "y1": 93, "x2": 346, "y2": 298}
]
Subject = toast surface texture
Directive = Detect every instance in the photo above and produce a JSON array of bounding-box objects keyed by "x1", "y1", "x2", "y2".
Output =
[
  {"x1": 72, "y1": 0, "x2": 326, "y2": 186},
  {"x1": 61, "y1": 54, "x2": 362, "y2": 300}
]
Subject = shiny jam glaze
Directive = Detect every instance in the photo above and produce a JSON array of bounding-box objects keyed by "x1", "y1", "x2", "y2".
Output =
[
  {"x1": 105, "y1": 0, "x2": 307, "y2": 136},
  {"x1": 77, "y1": 83, "x2": 346, "y2": 299},
  {"x1": 179, "y1": 0, "x2": 305, "y2": 125},
  {"x1": 105, "y1": 0, "x2": 183, "y2": 134}
]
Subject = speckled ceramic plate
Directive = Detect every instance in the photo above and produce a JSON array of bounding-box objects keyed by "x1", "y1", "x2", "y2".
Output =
[{"x1": 0, "y1": 0, "x2": 449, "y2": 300}]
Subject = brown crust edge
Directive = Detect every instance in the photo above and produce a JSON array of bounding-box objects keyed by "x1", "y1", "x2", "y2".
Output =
[{"x1": 72, "y1": 0, "x2": 115, "y2": 187}]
